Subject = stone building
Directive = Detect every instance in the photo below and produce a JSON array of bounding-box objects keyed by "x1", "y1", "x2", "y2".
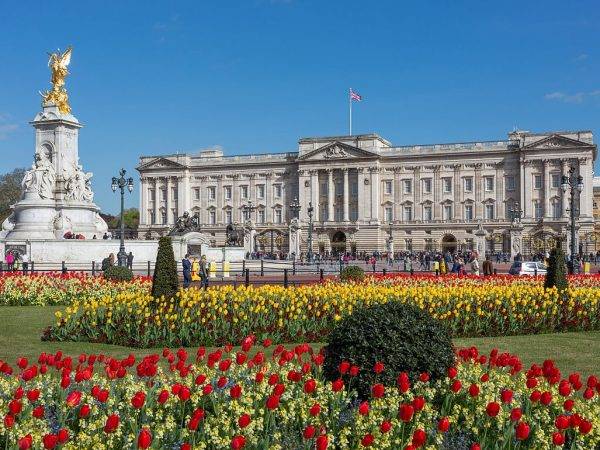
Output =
[{"x1": 137, "y1": 130, "x2": 596, "y2": 257}]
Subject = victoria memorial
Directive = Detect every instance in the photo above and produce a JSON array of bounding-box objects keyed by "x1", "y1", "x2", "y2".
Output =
[{"x1": 137, "y1": 130, "x2": 597, "y2": 257}]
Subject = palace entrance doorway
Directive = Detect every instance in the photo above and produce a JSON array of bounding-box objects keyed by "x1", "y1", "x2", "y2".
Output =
[
  {"x1": 331, "y1": 231, "x2": 347, "y2": 255},
  {"x1": 441, "y1": 234, "x2": 457, "y2": 253}
]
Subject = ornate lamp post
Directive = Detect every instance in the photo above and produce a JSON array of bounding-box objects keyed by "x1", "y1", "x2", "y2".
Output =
[
  {"x1": 562, "y1": 166, "x2": 584, "y2": 272},
  {"x1": 289, "y1": 197, "x2": 301, "y2": 219},
  {"x1": 111, "y1": 169, "x2": 134, "y2": 267},
  {"x1": 307, "y1": 202, "x2": 314, "y2": 263},
  {"x1": 242, "y1": 200, "x2": 256, "y2": 222},
  {"x1": 509, "y1": 202, "x2": 524, "y2": 223}
]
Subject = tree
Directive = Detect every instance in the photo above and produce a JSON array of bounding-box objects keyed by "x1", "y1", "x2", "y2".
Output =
[
  {"x1": 151, "y1": 236, "x2": 179, "y2": 299},
  {"x1": 104, "y1": 208, "x2": 140, "y2": 229},
  {"x1": 544, "y1": 243, "x2": 568, "y2": 293},
  {"x1": 0, "y1": 168, "x2": 26, "y2": 223}
]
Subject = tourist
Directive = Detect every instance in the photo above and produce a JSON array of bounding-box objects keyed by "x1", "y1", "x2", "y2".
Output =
[
  {"x1": 126, "y1": 252, "x2": 134, "y2": 270},
  {"x1": 182, "y1": 254, "x2": 192, "y2": 288},
  {"x1": 21, "y1": 252, "x2": 29, "y2": 274},
  {"x1": 191, "y1": 257, "x2": 200, "y2": 282},
  {"x1": 5, "y1": 251, "x2": 15, "y2": 271},
  {"x1": 483, "y1": 256, "x2": 494, "y2": 276},
  {"x1": 199, "y1": 255, "x2": 208, "y2": 289},
  {"x1": 471, "y1": 253, "x2": 480, "y2": 276},
  {"x1": 101, "y1": 253, "x2": 115, "y2": 272}
]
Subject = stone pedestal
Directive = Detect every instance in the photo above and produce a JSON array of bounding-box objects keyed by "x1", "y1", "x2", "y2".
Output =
[
  {"x1": 243, "y1": 220, "x2": 256, "y2": 254},
  {"x1": 509, "y1": 223, "x2": 524, "y2": 259},
  {"x1": 474, "y1": 222, "x2": 487, "y2": 257},
  {"x1": 288, "y1": 218, "x2": 300, "y2": 259}
]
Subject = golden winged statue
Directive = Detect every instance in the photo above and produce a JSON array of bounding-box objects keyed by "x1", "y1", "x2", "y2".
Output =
[{"x1": 41, "y1": 47, "x2": 73, "y2": 114}]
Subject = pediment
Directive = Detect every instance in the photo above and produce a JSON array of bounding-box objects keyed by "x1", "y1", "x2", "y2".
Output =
[
  {"x1": 523, "y1": 134, "x2": 592, "y2": 150},
  {"x1": 297, "y1": 141, "x2": 379, "y2": 161},
  {"x1": 138, "y1": 157, "x2": 186, "y2": 170}
]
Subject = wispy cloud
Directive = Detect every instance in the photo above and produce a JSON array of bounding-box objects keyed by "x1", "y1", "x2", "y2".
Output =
[
  {"x1": 544, "y1": 90, "x2": 600, "y2": 104},
  {"x1": 0, "y1": 113, "x2": 18, "y2": 140},
  {"x1": 153, "y1": 13, "x2": 181, "y2": 43},
  {"x1": 573, "y1": 53, "x2": 588, "y2": 62}
]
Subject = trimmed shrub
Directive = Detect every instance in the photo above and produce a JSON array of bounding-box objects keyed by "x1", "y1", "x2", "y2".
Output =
[
  {"x1": 323, "y1": 301, "x2": 454, "y2": 399},
  {"x1": 103, "y1": 265, "x2": 133, "y2": 282},
  {"x1": 151, "y1": 236, "x2": 179, "y2": 299},
  {"x1": 339, "y1": 265, "x2": 365, "y2": 283},
  {"x1": 544, "y1": 244, "x2": 568, "y2": 293}
]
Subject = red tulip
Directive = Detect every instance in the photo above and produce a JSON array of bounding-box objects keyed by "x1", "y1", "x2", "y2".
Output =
[
  {"x1": 17, "y1": 434, "x2": 33, "y2": 450},
  {"x1": 9, "y1": 399, "x2": 22, "y2": 415},
  {"x1": 380, "y1": 420, "x2": 392, "y2": 433},
  {"x1": 304, "y1": 425, "x2": 316, "y2": 439},
  {"x1": 32, "y1": 406, "x2": 45, "y2": 419},
  {"x1": 338, "y1": 361, "x2": 350, "y2": 374},
  {"x1": 304, "y1": 379, "x2": 316, "y2": 394},
  {"x1": 486, "y1": 402, "x2": 500, "y2": 417},
  {"x1": 447, "y1": 367, "x2": 458, "y2": 378},
  {"x1": 469, "y1": 384, "x2": 480, "y2": 397},
  {"x1": 579, "y1": 420, "x2": 593, "y2": 434},
  {"x1": 438, "y1": 417, "x2": 450, "y2": 432},
  {"x1": 138, "y1": 428, "x2": 152, "y2": 449},
  {"x1": 358, "y1": 401, "x2": 369, "y2": 416},
  {"x1": 552, "y1": 432, "x2": 565, "y2": 446},
  {"x1": 373, "y1": 361, "x2": 384, "y2": 374},
  {"x1": 371, "y1": 383, "x2": 385, "y2": 398},
  {"x1": 266, "y1": 395, "x2": 280, "y2": 410},
  {"x1": 42, "y1": 434, "x2": 58, "y2": 449},
  {"x1": 510, "y1": 408, "x2": 522, "y2": 422},
  {"x1": 412, "y1": 396, "x2": 425, "y2": 411},
  {"x1": 231, "y1": 435, "x2": 246, "y2": 449},
  {"x1": 451, "y1": 380, "x2": 462, "y2": 393},
  {"x1": 412, "y1": 429, "x2": 427, "y2": 447},
  {"x1": 57, "y1": 428, "x2": 69, "y2": 444},
  {"x1": 66, "y1": 390, "x2": 82, "y2": 407},
  {"x1": 310, "y1": 403, "x2": 321, "y2": 416},
  {"x1": 331, "y1": 379, "x2": 344, "y2": 392},
  {"x1": 316, "y1": 434, "x2": 328, "y2": 450},
  {"x1": 4, "y1": 414, "x2": 14, "y2": 428},
  {"x1": 79, "y1": 404, "x2": 91, "y2": 418},
  {"x1": 399, "y1": 404, "x2": 414, "y2": 422},
  {"x1": 501, "y1": 389, "x2": 513, "y2": 403},
  {"x1": 419, "y1": 372, "x2": 430, "y2": 383},
  {"x1": 238, "y1": 413, "x2": 251, "y2": 428},
  {"x1": 515, "y1": 421, "x2": 530, "y2": 440},
  {"x1": 104, "y1": 413, "x2": 120, "y2": 433},
  {"x1": 555, "y1": 415, "x2": 569, "y2": 430},
  {"x1": 230, "y1": 384, "x2": 242, "y2": 399},
  {"x1": 26, "y1": 389, "x2": 40, "y2": 403},
  {"x1": 361, "y1": 433, "x2": 375, "y2": 447}
]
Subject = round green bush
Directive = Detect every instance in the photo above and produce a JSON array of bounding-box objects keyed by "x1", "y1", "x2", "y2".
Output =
[
  {"x1": 103, "y1": 266, "x2": 134, "y2": 282},
  {"x1": 323, "y1": 301, "x2": 455, "y2": 399},
  {"x1": 339, "y1": 265, "x2": 365, "y2": 283}
]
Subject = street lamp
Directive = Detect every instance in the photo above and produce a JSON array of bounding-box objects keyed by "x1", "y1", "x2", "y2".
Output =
[
  {"x1": 111, "y1": 168, "x2": 134, "y2": 267},
  {"x1": 509, "y1": 202, "x2": 524, "y2": 223},
  {"x1": 561, "y1": 166, "x2": 584, "y2": 272},
  {"x1": 307, "y1": 202, "x2": 314, "y2": 263},
  {"x1": 242, "y1": 200, "x2": 256, "y2": 222},
  {"x1": 289, "y1": 197, "x2": 301, "y2": 219}
]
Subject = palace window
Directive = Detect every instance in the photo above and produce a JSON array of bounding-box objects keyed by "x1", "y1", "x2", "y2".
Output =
[
  {"x1": 551, "y1": 173, "x2": 560, "y2": 188},
  {"x1": 464, "y1": 177, "x2": 473, "y2": 193},
  {"x1": 484, "y1": 177, "x2": 494, "y2": 192},
  {"x1": 193, "y1": 188, "x2": 200, "y2": 201},
  {"x1": 207, "y1": 186, "x2": 216, "y2": 200},
  {"x1": 149, "y1": 210, "x2": 155, "y2": 225},
  {"x1": 350, "y1": 206, "x2": 358, "y2": 221},
  {"x1": 443, "y1": 178, "x2": 452, "y2": 193},
  {"x1": 243, "y1": 209, "x2": 250, "y2": 221},
  {"x1": 149, "y1": 188, "x2": 155, "y2": 202},
  {"x1": 274, "y1": 208, "x2": 283, "y2": 224},
  {"x1": 208, "y1": 210, "x2": 216, "y2": 224},
  {"x1": 273, "y1": 184, "x2": 282, "y2": 198},
  {"x1": 256, "y1": 185, "x2": 265, "y2": 199},
  {"x1": 171, "y1": 187, "x2": 177, "y2": 201},
  {"x1": 423, "y1": 205, "x2": 432, "y2": 221},
  {"x1": 464, "y1": 204, "x2": 473, "y2": 221},
  {"x1": 224, "y1": 186, "x2": 232, "y2": 201},
  {"x1": 161, "y1": 188, "x2": 167, "y2": 201},
  {"x1": 257, "y1": 209, "x2": 265, "y2": 224},
  {"x1": 485, "y1": 204, "x2": 495, "y2": 220},
  {"x1": 351, "y1": 182, "x2": 358, "y2": 196},
  {"x1": 172, "y1": 209, "x2": 177, "y2": 224},
  {"x1": 443, "y1": 204, "x2": 452, "y2": 220},
  {"x1": 335, "y1": 181, "x2": 343, "y2": 196},
  {"x1": 534, "y1": 174, "x2": 542, "y2": 189},
  {"x1": 225, "y1": 209, "x2": 232, "y2": 224},
  {"x1": 552, "y1": 200, "x2": 561, "y2": 219},
  {"x1": 384, "y1": 206, "x2": 393, "y2": 222},
  {"x1": 161, "y1": 210, "x2": 167, "y2": 225},
  {"x1": 240, "y1": 185, "x2": 248, "y2": 199},
  {"x1": 423, "y1": 178, "x2": 432, "y2": 194},
  {"x1": 321, "y1": 182, "x2": 327, "y2": 193},
  {"x1": 534, "y1": 201, "x2": 543, "y2": 219},
  {"x1": 403, "y1": 179, "x2": 412, "y2": 194},
  {"x1": 384, "y1": 180, "x2": 393, "y2": 195},
  {"x1": 403, "y1": 205, "x2": 413, "y2": 221},
  {"x1": 506, "y1": 176, "x2": 515, "y2": 191}
]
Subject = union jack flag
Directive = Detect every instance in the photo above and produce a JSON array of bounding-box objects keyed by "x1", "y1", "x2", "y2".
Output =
[{"x1": 350, "y1": 88, "x2": 362, "y2": 101}]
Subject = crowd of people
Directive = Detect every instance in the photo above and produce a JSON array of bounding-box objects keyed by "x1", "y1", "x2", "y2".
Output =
[{"x1": 182, "y1": 254, "x2": 208, "y2": 288}]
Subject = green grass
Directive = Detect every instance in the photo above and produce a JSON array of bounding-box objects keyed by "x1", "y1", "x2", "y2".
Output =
[{"x1": 1, "y1": 306, "x2": 599, "y2": 377}]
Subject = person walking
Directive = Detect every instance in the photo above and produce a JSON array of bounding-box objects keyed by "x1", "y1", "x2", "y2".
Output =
[
  {"x1": 199, "y1": 255, "x2": 209, "y2": 289},
  {"x1": 5, "y1": 251, "x2": 15, "y2": 271},
  {"x1": 126, "y1": 252, "x2": 134, "y2": 270},
  {"x1": 21, "y1": 252, "x2": 29, "y2": 274},
  {"x1": 471, "y1": 254, "x2": 480, "y2": 276},
  {"x1": 182, "y1": 254, "x2": 192, "y2": 288}
]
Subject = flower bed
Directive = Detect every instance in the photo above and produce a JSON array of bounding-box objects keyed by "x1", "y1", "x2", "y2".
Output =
[
  {"x1": 0, "y1": 341, "x2": 598, "y2": 449},
  {"x1": 0, "y1": 273, "x2": 150, "y2": 306},
  {"x1": 46, "y1": 278, "x2": 600, "y2": 347}
]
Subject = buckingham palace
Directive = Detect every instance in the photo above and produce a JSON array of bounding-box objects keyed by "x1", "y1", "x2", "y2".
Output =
[{"x1": 137, "y1": 130, "x2": 597, "y2": 257}]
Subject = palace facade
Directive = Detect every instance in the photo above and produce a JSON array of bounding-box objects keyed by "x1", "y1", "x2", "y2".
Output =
[{"x1": 137, "y1": 130, "x2": 597, "y2": 256}]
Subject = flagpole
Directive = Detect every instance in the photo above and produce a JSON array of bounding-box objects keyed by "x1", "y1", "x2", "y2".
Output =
[{"x1": 349, "y1": 89, "x2": 352, "y2": 136}]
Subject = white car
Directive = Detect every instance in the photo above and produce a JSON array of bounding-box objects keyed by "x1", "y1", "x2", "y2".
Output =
[{"x1": 508, "y1": 261, "x2": 547, "y2": 276}]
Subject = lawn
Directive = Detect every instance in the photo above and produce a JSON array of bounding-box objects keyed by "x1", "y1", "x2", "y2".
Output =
[{"x1": 1, "y1": 306, "x2": 599, "y2": 377}]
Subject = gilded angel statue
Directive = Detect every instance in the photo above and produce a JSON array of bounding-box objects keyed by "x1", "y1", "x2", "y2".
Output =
[{"x1": 41, "y1": 47, "x2": 73, "y2": 114}]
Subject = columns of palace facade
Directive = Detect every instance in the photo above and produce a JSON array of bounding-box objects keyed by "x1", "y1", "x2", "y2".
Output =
[
  {"x1": 580, "y1": 157, "x2": 593, "y2": 218},
  {"x1": 153, "y1": 178, "x2": 159, "y2": 226},
  {"x1": 357, "y1": 168, "x2": 366, "y2": 221},
  {"x1": 165, "y1": 177, "x2": 172, "y2": 224},
  {"x1": 495, "y1": 163, "x2": 504, "y2": 219},
  {"x1": 310, "y1": 170, "x2": 319, "y2": 221},
  {"x1": 474, "y1": 164, "x2": 482, "y2": 220},
  {"x1": 265, "y1": 174, "x2": 272, "y2": 223},
  {"x1": 453, "y1": 165, "x2": 460, "y2": 220},
  {"x1": 561, "y1": 159, "x2": 568, "y2": 218},
  {"x1": 216, "y1": 175, "x2": 223, "y2": 224},
  {"x1": 343, "y1": 168, "x2": 349, "y2": 221},
  {"x1": 370, "y1": 167, "x2": 380, "y2": 221},
  {"x1": 543, "y1": 159, "x2": 551, "y2": 219},
  {"x1": 327, "y1": 169, "x2": 334, "y2": 222},
  {"x1": 139, "y1": 177, "x2": 147, "y2": 225}
]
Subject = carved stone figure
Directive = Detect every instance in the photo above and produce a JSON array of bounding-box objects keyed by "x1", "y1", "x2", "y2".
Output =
[
  {"x1": 225, "y1": 223, "x2": 243, "y2": 247},
  {"x1": 169, "y1": 211, "x2": 201, "y2": 236},
  {"x1": 22, "y1": 153, "x2": 56, "y2": 199},
  {"x1": 512, "y1": 235, "x2": 522, "y2": 255},
  {"x1": 64, "y1": 162, "x2": 94, "y2": 202},
  {"x1": 41, "y1": 47, "x2": 72, "y2": 114},
  {"x1": 323, "y1": 145, "x2": 348, "y2": 159}
]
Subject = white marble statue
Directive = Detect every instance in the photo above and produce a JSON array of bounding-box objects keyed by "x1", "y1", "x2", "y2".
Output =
[
  {"x1": 22, "y1": 153, "x2": 56, "y2": 199},
  {"x1": 64, "y1": 162, "x2": 94, "y2": 202}
]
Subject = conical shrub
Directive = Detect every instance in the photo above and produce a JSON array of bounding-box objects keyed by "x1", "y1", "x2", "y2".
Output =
[
  {"x1": 544, "y1": 243, "x2": 568, "y2": 293},
  {"x1": 151, "y1": 236, "x2": 179, "y2": 299}
]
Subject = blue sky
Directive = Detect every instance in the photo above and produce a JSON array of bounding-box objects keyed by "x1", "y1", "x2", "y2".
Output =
[{"x1": 1, "y1": 0, "x2": 599, "y2": 213}]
